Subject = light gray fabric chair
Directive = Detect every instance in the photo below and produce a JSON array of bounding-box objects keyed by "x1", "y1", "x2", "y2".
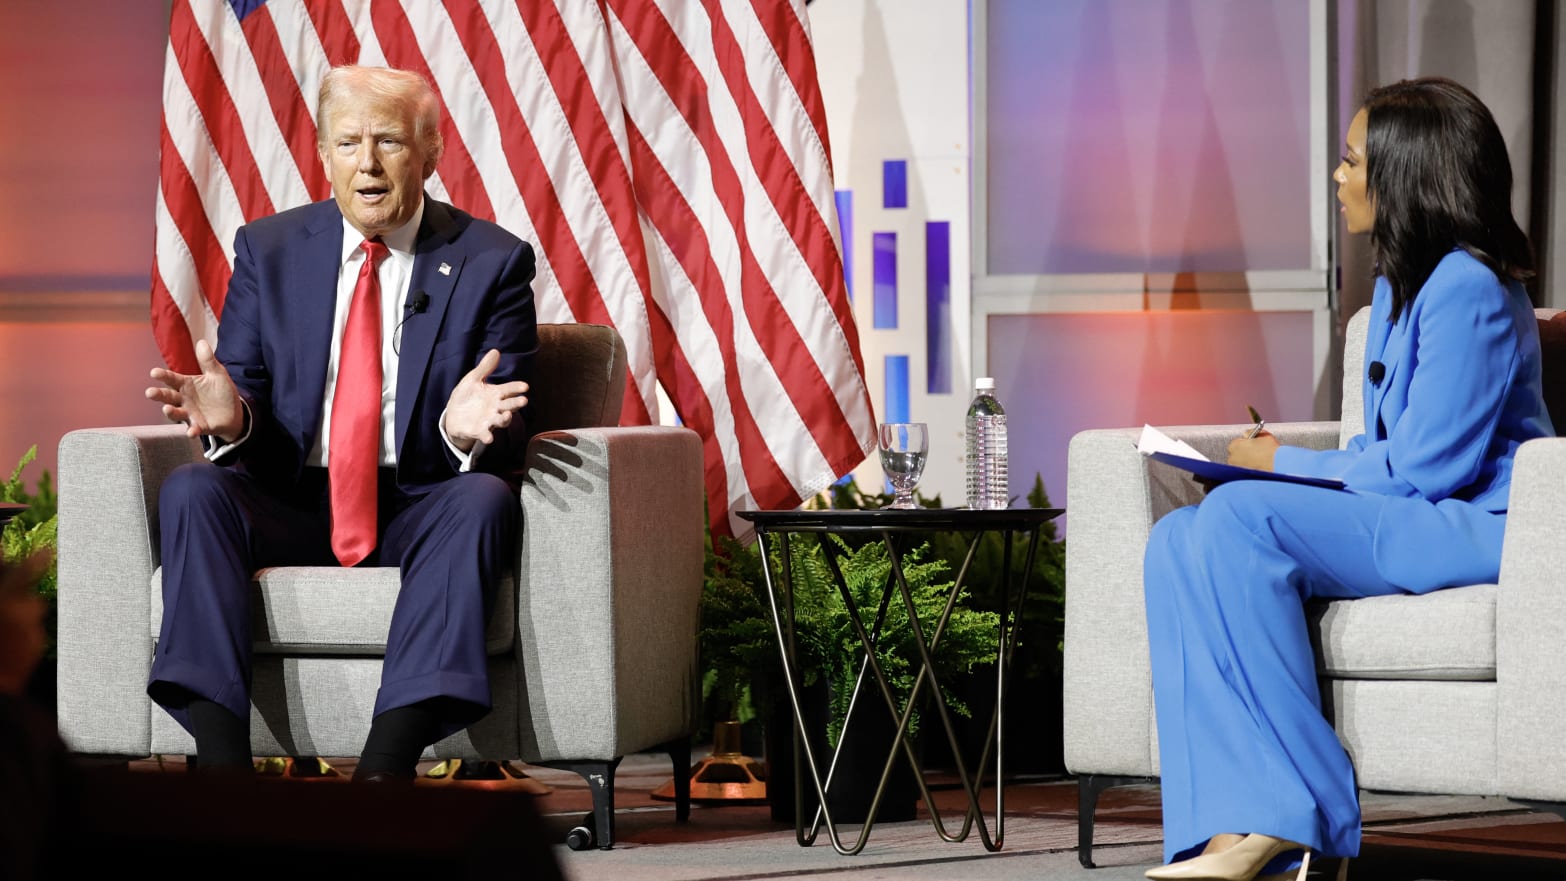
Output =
[
  {"x1": 55, "y1": 323, "x2": 704, "y2": 850},
  {"x1": 1062, "y1": 306, "x2": 1566, "y2": 867}
]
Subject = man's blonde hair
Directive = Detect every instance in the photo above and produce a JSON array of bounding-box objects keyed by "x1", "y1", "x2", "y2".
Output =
[{"x1": 316, "y1": 65, "x2": 444, "y2": 165}]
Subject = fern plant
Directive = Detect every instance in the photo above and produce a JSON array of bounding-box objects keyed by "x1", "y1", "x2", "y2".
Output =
[
  {"x1": 783, "y1": 534, "x2": 998, "y2": 745},
  {"x1": 2, "y1": 446, "x2": 59, "y2": 657},
  {"x1": 699, "y1": 527, "x2": 776, "y2": 729}
]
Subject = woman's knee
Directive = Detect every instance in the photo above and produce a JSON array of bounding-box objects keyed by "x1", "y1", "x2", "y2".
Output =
[
  {"x1": 1191, "y1": 483, "x2": 1286, "y2": 538},
  {"x1": 1147, "y1": 505, "x2": 1199, "y2": 564},
  {"x1": 1146, "y1": 488, "x2": 1283, "y2": 581}
]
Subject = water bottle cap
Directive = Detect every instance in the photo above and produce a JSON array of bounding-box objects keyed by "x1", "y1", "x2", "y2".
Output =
[{"x1": 974, "y1": 377, "x2": 995, "y2": 391}]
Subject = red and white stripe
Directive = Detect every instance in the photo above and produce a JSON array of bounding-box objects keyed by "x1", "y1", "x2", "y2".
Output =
[{"x1": 154, "y1": 0, "x2": 875, "y2": 536}]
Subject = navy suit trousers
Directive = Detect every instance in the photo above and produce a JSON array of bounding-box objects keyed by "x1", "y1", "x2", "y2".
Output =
[{"x1": 147, "y1": 462, "x2": 517, "y2": 740}]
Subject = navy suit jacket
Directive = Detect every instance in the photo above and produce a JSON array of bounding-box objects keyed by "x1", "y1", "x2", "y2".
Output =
[{"x1": 212, "y1": 196, "x2": 539, "y2": 494}]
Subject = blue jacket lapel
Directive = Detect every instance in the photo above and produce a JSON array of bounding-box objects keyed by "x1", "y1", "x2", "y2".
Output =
[
  {"x1": 1368, "y1": 297, "x2": 1413, "y2": 442},
  {"x1": 394, "y1": 197, "x2": 464, "y2": 455},
  {"x1": 292, "y1": 203, "x2": 344, "y2": 454}
]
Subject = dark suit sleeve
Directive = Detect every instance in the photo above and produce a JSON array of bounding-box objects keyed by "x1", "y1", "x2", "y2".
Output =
[
  {"x1": 461, "y1": 239, "x2": 538, "y2": 477},
  {"x1": 208, "y1": 226, "x2": 274, "y2": 467}
]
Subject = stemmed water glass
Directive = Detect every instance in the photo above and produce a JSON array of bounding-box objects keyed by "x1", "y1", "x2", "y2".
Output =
[{"x1": 878, "y1": 422, "x2": 928, "y2": 509}]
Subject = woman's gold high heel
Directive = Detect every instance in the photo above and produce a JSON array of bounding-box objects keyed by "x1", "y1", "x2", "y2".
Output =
[{"x1": 1143, "y1": 834, "x2": 1315, "y2": 881}]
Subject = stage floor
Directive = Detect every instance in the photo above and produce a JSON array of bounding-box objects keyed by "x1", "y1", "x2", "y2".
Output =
[{"x1": 113, "y1": 750, "x2": 1566, "y2": 881}]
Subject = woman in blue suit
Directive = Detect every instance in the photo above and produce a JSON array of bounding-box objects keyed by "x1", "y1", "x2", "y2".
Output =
[{"x1": 1142, "y1": 78, "x2": 1553, "y2": 881}]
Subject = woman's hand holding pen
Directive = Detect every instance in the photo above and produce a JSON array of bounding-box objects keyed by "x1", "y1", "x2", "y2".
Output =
[
  {"x1": 1244, "y1": 405, "x2": 1266, "y2": 439},
  {"x1": 1228, "y1": 405, "x2": 1279, "y2": 471}
]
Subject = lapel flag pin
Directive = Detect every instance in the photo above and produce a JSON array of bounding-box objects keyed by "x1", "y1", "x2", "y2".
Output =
[{"x1": 439, "y1": 262, "x2": 451, "y2": 276}]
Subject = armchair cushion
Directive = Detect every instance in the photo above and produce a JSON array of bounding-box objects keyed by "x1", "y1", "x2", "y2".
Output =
[{"x1": 1309, "y1": 585, "x2": 1497, "y2": 681}]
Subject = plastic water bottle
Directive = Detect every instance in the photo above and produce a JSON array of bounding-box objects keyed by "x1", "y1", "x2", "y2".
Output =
[{"x1": 965, "y1": 377, "x2": 1009, "y2": 509}]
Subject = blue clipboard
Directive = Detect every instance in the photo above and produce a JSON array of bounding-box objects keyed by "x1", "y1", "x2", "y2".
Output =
[{"x1": 1145, "y1": 451, "x2": 1346, "y2": 491}]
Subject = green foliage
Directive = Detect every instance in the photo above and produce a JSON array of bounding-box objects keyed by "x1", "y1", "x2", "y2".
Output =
[
  {"x1": 827, "y1": 474, "x2": 1067, "y2": 672},
  {"x1": 925, "y1": 475, "x2": 1066, "y2": 676},
  {"x1": 699, "y1": 528, "x2": 775, "y2": 728},
  {"x1": 2, "y1": 446, "x2": 59, "y2": 656}
]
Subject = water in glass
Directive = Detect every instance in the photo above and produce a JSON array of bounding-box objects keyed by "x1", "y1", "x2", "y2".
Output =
[{"x1": 878, "y1": 422, "x2": 928, "y2": 509}]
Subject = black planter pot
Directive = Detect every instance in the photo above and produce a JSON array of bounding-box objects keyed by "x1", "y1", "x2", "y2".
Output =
[
  {"x1": 764, "y1": 678, "x2": 920, "y2": 825},
  {"x1": 823, "y1": 688, "x2": 918, "y2": 824},
  {"x1": 764, "y1": 728, "x2": 818, "y2": 823},
  {"x1": 763, "y1": 679, "x2": 826, "y2": 824},
  {"x1": 921, "y1": 653, "x2": 1065, "y2": 778}
]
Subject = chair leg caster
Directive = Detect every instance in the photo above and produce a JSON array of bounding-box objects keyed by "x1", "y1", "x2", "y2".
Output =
[
  {"x1": 566, "y1": 812, "x2": 598, "y2": 851},
  {"x1": 540, "y1": 758, "x2": 619, "y2": 849}
]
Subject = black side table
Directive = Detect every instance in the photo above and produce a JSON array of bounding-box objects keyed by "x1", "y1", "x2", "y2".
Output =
[
  {"x1": 738, "y1": 506, "x2": 1063, "y2": 855},
  {"x1": 0, "y1": 503, "x2": 26, "y2": 529}
]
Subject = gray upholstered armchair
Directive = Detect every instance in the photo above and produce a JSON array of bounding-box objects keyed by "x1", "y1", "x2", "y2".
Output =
[
  {"x1": 1063, "y1": 306, "x2": 1566, "y2": 867},
  {"x1": 55, "y1": 323, "x2": 705, "y2": 851}
]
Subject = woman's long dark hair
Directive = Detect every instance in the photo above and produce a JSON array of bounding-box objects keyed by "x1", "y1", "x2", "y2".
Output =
[{"x1": 1363, "y1": 77, "x2": 1534, "y2": 319}]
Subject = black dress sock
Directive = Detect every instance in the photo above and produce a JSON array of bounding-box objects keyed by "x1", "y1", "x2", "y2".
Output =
[
  {"x1": 187, "y1": 699, "x2": 252, "y2": 772},
  {"x1": 354, "y1": 700, "x2": 444, "y2": 779}
]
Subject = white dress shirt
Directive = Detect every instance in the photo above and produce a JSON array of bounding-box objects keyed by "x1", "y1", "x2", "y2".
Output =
[
  {"x1": 310, "y1": 203, "x2": 423, "y2": 468},
  {"x1": 204, "y1": 199, "x2": 478, "y2": 473}
]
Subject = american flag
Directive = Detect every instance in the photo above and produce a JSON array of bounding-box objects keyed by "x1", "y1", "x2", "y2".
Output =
[{"x1": 153, "y1": 0, "x2": 876, "y2": 537}]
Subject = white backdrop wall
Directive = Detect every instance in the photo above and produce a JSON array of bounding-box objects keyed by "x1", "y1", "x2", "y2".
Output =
[{"x1": 809, "y1": 0, "x2": 975, "y2": 504}]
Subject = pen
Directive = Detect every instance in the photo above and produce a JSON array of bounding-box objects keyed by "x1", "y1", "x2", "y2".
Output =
[{"x1": 1245, "y1": 405, "x2": 1266, "y2": 439}]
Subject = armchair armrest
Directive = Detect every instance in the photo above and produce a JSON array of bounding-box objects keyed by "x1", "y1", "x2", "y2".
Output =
[
  {"x1": 56, "y1": 424, "x2": 201, "y2": 755},
  {"x1": 1497, "y1": 437, "x2": 1566, "y2": 798},
  {"x1": 514, "y1": 425, "x2": 704, "y2": 762},
  {"x1": 1062, "y1": 420, "x2": 1341, "y2": 777}
]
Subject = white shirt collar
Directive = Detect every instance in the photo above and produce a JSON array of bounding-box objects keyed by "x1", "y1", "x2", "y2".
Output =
[{"x1": 337, "y1": 197, "x2": 425, "y2": 265}]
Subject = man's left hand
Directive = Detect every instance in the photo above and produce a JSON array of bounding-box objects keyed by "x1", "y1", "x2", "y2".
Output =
[{"x1": 444, "y1": 349, "x2": 529, "y2": 453}]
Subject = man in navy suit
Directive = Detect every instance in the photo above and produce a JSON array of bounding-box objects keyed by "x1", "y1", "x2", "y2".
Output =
[{"x1": 144, "y1": 65, "x2": 538, "y2": 781}]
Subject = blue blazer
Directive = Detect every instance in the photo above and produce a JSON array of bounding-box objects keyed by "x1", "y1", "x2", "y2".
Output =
[
  {"x1": 212, "y1": 197, "x2": 539, "y2": 493},
  {"x1": 1273, "y1": 250, "x2": 1553, "y2": 588}
]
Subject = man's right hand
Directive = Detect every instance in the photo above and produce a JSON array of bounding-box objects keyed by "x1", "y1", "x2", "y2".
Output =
[{"x1": 146, "y1": 339, "x2": 245, "y2": 441}]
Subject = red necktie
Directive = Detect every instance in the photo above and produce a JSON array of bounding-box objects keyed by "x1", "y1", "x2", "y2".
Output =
[{"x1": 330, "y1": 238, "x2": 388, "y2": 567}]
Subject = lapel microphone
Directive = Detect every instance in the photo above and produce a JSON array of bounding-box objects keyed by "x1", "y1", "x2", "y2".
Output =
[
  {"x1": 393, "y1": 290, "x2": 429, "y2": 355},
  {"x1": 405, "y1": 290, "x2": 430, "y2": 315},
  {"x1": 1369, "y1": 361, "x2": 1386, "y2": 386}
]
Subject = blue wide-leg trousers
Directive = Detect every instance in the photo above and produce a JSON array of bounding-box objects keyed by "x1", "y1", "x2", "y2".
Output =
[{"x1": 1144, "y1": 480, "x2": 1502, "y2": 864}]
